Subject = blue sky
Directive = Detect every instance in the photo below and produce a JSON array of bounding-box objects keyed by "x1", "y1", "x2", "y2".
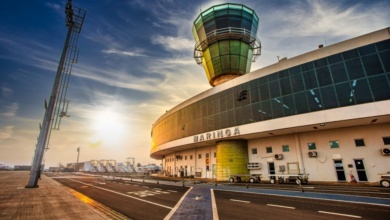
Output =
[{"x1": 0, "y1": 0, "x2": 389, "y2": 168}]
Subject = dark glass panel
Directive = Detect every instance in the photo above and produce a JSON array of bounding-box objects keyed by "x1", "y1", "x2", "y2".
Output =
[
  {"x1": 268, "y1": 73, "x2": 279, "y2": 82},
  {"x1": 220, "y1": 111, "x2": 228, "y2": 128},
  {"x1": 316, "y1": 66, "x2": 333, "y2": 87},
  {"x1": 202, "y1": 102, "x2": 207, "y2": 117},
  {"x1": 207, "y1": 100, "x2": 213, "y2": 116},
  {"x1": 314, "y1": 58, "x2": 328, "y2": 68},
  {"x1": 227, "y1": 110, "x2": 235, "y2": 127},
  {"x1": 359, "y1": 44, "x2": 376, "y2": 56},
  {"x1": 301, "y1": 62, "x2": 314, "y2": 72},
  {"x1": 327, "y1": 53, "x2": 343, "y2": 64},
  {"x1": 229, "y1": 17, "x2": 241, "y2": 28},
  {"x1": 214, "y1": 98, "x2": 220, "y2": 113},
  {"x1": 215, "y1": 17, "x2": 229, "y2": 29},
  {"x1": 278, "y1": 69, "x2": 289, "y2": 78},
  {"x1": 335, "y1": 82, "x2": 354, "y2": 106},
  {"x1": 280, "y1": 77, "x2": 292, "y2": 95},
  {"x1": 330, "y1": 63, "x2": 348, "y2": 83},
  {"x1": 342, "y1": 49, "x2": 358, "y2": 60},
  {"x1": 376, "y1": 39, "x2": 390, "y2": 51},
  {"x1": 294, "y1": 92, "x2": 309, "y2": 114},
  {"x1": 362, "y1": 54, "x2": 384, "y2": 76},
  {"x1": 271, "y1": 98, "x2": 284, "y2": 118},
  {"x1": 220, "y1": 96, "x2": 227, "y2": 111},
  {"x1": 303, "y1": 70, "x2": 318, "y2": 89},
  {"x1": 269, "y1": 80, "x2": 281, "y2": 98},
  {"x1": 214, "y1": 113, "x2": 221, "y2": 130},
  {"x1": 259, "y1": 84, "x2": 270, "y2": 100},
  {"x1": 368, "y1": 75, "x2": 390, "y2": 101},
  {"x1": 260, "y1": 100, "x2": 272, "y2": 120},
  {"x1": 242, "y1": 105, "x2": 253, "y2": 124},
  {"x1": 250, "y1": 87, "x2": 260, "y2": 103},
  {"x1": 289, "y1": 66, "x2": 301, "y2": 75},
  {"x1": 226, "y1": 94, "x2": 234, "y2": 110},
  {"x1": 345, "y1": 58, "x2": 365, "y2": 80},
  {"x1": 251, "y1": 102, "x2": 262, "y2": 122},
  {"x1": 249, "y1": 79, "x2": 258, "y2": 88},
  {"x1": 235, "y1": 108, "x2": 243, "y2": 125},
  {"x1": 320, "y1": 86, "x2": 338, "y2": 109},
  {"x1": 352, "y1": 78, "x2": 373, "y2": 104},
  {"x1": 282, "y1": 95, "x2": 295, "y2": 116},
  {"x1": 290, "y1": 74, "x2": 305, "y2": 92},
  {"x1": 380, "y1": 50, "x2": 390, "y2": 72},
  {"x1": 242, "y1": 18, "x2": 252, "y2": 30},
  {"x1": 307, "y1": 89, "x2": 323, "y2": 112},
  {"x1": 259, "y1": 76, "x2": 268, "y2": 85}
]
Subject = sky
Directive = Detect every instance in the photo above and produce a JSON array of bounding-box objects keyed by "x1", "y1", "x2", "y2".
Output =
[{"x1": 0, "y1": 0, "x2": 389, "y2": 168}]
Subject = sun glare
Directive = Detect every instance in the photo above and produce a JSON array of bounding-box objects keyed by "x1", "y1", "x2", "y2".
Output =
[{"x1": 90, "y1": 109, "x2": 127, "y2": 146}]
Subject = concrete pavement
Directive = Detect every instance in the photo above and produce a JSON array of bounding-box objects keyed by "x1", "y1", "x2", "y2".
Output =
[{"x1": 0, "y1": 171, "x2": 112, "y2": 220}]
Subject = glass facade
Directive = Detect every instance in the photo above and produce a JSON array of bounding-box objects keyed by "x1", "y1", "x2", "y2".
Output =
[{"x1": 152, "y1": 39, "x2": 390, "y2": 149}]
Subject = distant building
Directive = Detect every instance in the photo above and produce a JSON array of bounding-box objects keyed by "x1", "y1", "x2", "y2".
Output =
[{"x1": 150, "y1": 3, "x2": 390, "y2": 183}]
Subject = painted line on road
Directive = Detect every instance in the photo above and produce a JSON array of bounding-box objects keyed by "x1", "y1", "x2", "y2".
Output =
[
  {"x1": 214, "y1": 189, "x2": 390, "y2": 207},
  {"x1": 267, "y1": 204, "x2": 295, "y2": 209},
  {"x1": 318, "y1": 211, "x2": 361, "y2": 218},
  {"x1": 163, "y1": 187, "x2": 193, "y2": 220},
  {"x1": 211, "y1": 189, "x2": 219, "y2": 220},
  {"x1": 66, "y1": 178, "x2": 172, "y2": 209},
  {"x1": 167, "y1": 190, "x2": 177, "y2": 193},
  {"x1": 230, "y1": 199, "x2": 250, "y2": 203}
]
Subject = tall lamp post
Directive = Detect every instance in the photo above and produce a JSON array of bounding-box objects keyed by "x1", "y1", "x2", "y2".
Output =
[
  {"x1": 76, "y1": 147, "x2": 80, "y2": 172},
  {"x1": 26, "y1": 0, "x2": 86, "y2": 188}
]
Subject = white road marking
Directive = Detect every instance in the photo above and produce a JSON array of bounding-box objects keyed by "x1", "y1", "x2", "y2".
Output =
[
  {"x1": 167, "y1": 190, "x2": 177, "y2": 193},
  {"x1": 66, "y1": 178, "x2": 172, "y2": 209},
  {"x1": 318, "y1": 211, "x2": 361, "y2": 218},
  {"x1": 230, "y1": 199, "x2": 250, "y2": 203},
  {"x1": 164, "y1": 187, "x2": 193, "y2": 220},
  {"x1": 211, "y1": 189, "x2": 219, "y2": 220},
  {"x1": 267, "y1": 204, "x2": 295, "y2": 209},
  {"x1": 142, "y1": 186, "x2": 149, "y2": 188}
]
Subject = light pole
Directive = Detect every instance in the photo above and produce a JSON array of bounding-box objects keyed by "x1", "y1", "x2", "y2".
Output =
[{"x1": 76, "y1": 147, "x2": 80, "y2": 172}]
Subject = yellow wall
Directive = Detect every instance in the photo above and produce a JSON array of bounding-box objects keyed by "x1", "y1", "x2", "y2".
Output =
[{"x1": 216, "y1": 140, "x2": 248, "y2": 181}]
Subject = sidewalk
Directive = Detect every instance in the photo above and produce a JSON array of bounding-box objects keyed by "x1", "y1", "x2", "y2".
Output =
[{"x1": 0, "y1": 171, "x2": 109, "y2": 220}]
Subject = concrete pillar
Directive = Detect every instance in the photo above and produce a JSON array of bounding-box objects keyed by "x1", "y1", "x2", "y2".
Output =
[
  {"x1": 294, "y1": 133, "x2": 306, "y2": 174},
  {"x1": 216, "y1": 140, "x2": 248, "y2": 181}
]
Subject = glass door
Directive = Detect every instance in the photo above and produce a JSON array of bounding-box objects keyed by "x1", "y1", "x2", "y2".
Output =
[
  {"x1": 354, "y1": 159, "x2": 368, "y2": 181},
  {"x1": 334, "y1": 160, "x2": 346, "y2": 181}
]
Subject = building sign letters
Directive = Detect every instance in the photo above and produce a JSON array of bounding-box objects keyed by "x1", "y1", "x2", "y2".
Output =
[{"x1": 193, "y1": 127, "x2": 240, "y2": 143}]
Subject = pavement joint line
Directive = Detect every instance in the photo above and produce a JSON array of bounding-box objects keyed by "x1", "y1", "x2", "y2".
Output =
[
  {"x1": 230, "y1": 199, "x2": 250, "y2": 203},
  {"x1": 213, "y1": 188, "x2": 390, "y2": 207},
  {"x1": 267, "y1": 204, "x2": 296, "y2": 209},
  {"x1": 210, "y1": 189, "x2": 219, "y2": 220},
  {"x1": 163, "y1": 187, "x2": 193, "y2": 220},
  {"x1": 318, "y1": 211, "x2": 362, "y2": 218},
  {"x1": 66, "y1": 177, "x2": 173, "y2": 210}
]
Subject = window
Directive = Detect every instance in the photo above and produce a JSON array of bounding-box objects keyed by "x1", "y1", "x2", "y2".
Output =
[
  {"x1": 266, "y1": 146, "x2": 272, "y2": 153},
  {"x1": 185, "y1": 156, "x2": 187, "y2": 160},
  {"x1": 198, "y1": 154, "x2": 202, "y2": 159},
  {"x1": 383, "y1": 137, "x2": 390, "y2": 145},
  {"x1": 190, "y1": 155, "x2": 193, "y2": 160},
  {"x1": 214, "y1": 152, "x2": 216, "y2": 158},
  {"x1": 251, "y1": 148, "x2": 257, "y2": 155},
  {"x1": 308, "y1": 142, "x2": 316, "y2": 150},
  {"x1": 354, "y1": 139, "x2": 365, "y2": 147},
  {"x1": 206, "y1": 153, "x2": 210, "y2": 158},
  {"x1": 282, "y1": 145, "x2": 290, "y2": 152},
  {"x1": 330, "y1": 140, "x2": 339, "y2": 149}
]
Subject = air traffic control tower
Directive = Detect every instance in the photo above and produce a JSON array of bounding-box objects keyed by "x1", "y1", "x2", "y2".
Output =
[
  {"x1": 192, "y1": 3, "x2": 261, "y2": 180},
  {"x1": 192, "y1": 3, "x2": 261, "y2": 86}
]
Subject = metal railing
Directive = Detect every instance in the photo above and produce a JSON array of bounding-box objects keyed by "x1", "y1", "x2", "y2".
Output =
[{"x1": 194, "y1": 27, "x2": 261, "y2": 65}]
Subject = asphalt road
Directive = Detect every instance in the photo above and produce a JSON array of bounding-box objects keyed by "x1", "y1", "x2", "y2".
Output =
[
  {"x1": 53, "y1": 176, "x2": 188, "y2": 219},
  {"x1": 214, "y1": 190, "x2": 390, "y2": 220}
]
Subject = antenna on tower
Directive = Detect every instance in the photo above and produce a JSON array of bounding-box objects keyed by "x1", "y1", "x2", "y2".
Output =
[{"x1": 27, "y1": 0, "x2": 86, "y2": 188}]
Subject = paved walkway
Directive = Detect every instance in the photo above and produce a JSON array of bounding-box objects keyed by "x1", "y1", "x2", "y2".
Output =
[{"x1": 0, "y1": 171, "x2": 109, "y2": 220}]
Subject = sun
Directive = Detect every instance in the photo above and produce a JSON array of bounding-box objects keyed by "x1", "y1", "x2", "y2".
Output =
[{"x1": 90, "y1": 109, "x2": 127, "y2": 145}]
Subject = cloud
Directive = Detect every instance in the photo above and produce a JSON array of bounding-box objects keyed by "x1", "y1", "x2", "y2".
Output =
[
  {"x1": 0, "y1": 126, "x2": 14, "y2": 140},
  {"x1": 0, "y1": 85, "x2": 13, "y2": 98},
  {"x1": 44, "y1": 2, "x2": 61, "y2": 10},
  {"x1": 151, "y1": 35, "x2": 194, "y2": 51},
  {"x1": 1, "y1": 103, "x2": 18, "y2": 117},
  {"x1": 102, "y1": 49, "x2": 147, "y2": 57}
]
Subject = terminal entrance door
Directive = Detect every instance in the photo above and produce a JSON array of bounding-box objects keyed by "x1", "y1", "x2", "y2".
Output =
[
  {"x1": 354, "y1": 159, "x2": 368, "y2": 181},
  {"x1": 334, "y1": 160, "x2": 346, "y2": 181}
]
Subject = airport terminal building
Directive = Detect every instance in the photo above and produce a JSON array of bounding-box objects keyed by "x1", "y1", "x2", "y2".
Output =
[{"x1": 150, "y1": 3, "x2": 390, "y2": 183}]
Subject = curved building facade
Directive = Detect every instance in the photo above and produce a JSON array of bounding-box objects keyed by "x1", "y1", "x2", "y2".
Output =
[{"x1": 151, "y1": 5, "x2": 390, "y2": 182}]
